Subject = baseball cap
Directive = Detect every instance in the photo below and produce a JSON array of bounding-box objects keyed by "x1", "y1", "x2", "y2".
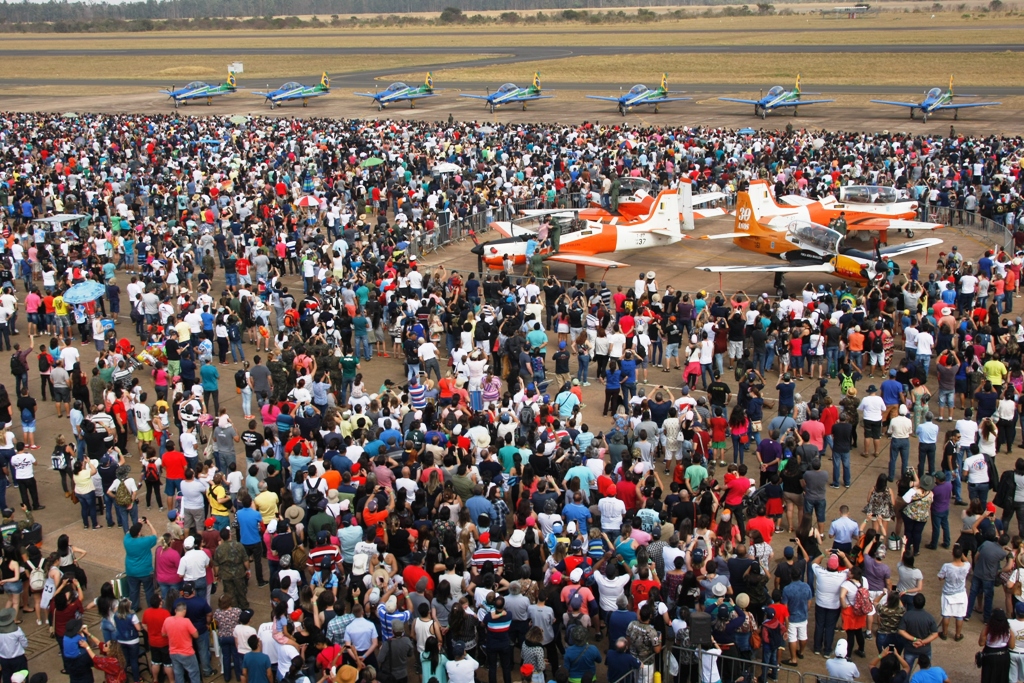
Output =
[
  {"x1": 827, "y1": 554, "x2": 840, "y2": 570},
  {"x1": 569, "y1": 567, "x2": 583, "y2": 583}
]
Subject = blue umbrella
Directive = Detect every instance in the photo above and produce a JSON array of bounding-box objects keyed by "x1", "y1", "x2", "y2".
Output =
[
  {"x1": 62, "y1": 280, "x2": 107, "y2": 304},
  {"x1": 738, "y1": 128, "x2": 757, "y2": 136}
]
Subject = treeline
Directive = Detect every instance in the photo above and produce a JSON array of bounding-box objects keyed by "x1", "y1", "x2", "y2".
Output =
[{"x1": 0, "y1": 0, "x2": 776, "y2": 30}]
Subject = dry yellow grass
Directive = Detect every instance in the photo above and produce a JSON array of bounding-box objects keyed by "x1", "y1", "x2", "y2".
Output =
[
  {"x1": 413, "y1": 52, "x2": 1024, "y2": 88},
  {"x1": 0, "y1": 53, "x2": 495, "y2": 81}
]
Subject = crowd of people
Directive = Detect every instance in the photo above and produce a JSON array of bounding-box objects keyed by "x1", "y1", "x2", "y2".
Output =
[{"x1": 0, "y1": 110, "x2": 1022, "y2": 683}]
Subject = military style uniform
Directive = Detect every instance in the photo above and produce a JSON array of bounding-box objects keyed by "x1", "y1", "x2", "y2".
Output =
[
  {"x1": 267, "y1": 359, "x2": 289, "y2": 402},
  {"x1": 213, "y1": 538, "x2": 250, "y2": 610}
]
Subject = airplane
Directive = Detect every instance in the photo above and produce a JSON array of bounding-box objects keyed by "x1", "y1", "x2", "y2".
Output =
[
  {"x1": 460, "y1": 72, "x2": 552, "y2": 113},
  {"x1": 160, "y1": 72, "x2": 237, "y2": 108},
  {"x1": 354, "y1": 72, "x2": 437, "y2": 110},
  {"x1": 719, "y1": 75, "x2": 834, "y2": 119},
  {"x1": 727, "y1": 180, "x2": 944, "y2": 241},
  {"x1": 870, "y1": 76, "x2": 1001, "y2": 123},
  {"x1": 252, "y1": 72, "x2": 331, "y2": 109},
  {"x1": 693, "y1": 190, "x2": 942, "y2": 292},
  {"x1": 585, "y1": 74, "x2": 691, "y2": 116},
  {"x1": 470, "y1": 179, "x2": 721, "y2": 279}
]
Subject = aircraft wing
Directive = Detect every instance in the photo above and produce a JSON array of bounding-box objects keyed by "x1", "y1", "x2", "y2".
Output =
[
  {"x1": 870, "y1": 100, "x2": 921, "y2": 108},
  {"x1": 699, "y1": 261, "x2": 836, "y2": 274},
  {"x1": 509, "y1": 95, "x2": 554, "y2": 102},
  {"x1": 545, "y1": 253, "x2": 627, "y2": 269},
  {"x1": 459, "y1": 94, "x2": 494, "y2": 100},
  {"x1": 353, "y1": 92, "x2": 382, "y2": 99},
  {"x1": 846, "y1": 218, "x2": 944, "y2": 232},
  {"x1": 585, "y1": 96, "x2": 623, "y2": 102},
  {"x1": 646, "y1": 96, "x2": 692, "y2": 103},
  {"x1": 936, "y1": 101, "x2": 1001, "y2": 110},
  {"x1": 684, "y1": 232, "x2": 750, "y2": 241},
  {"x1": 692, "y1": 192, "x2": 727, "y2": 206},
  {"x1": 694, "y1": 208, "x2": 728, "y2": 218},
  {"x1": 779, "y1": 194, "x2": 816, "y2": 206},
  {"x1": 771, "y1": 99, "x2": 834, "y2": 107},
  {"x1": 877, "y1": 237, "x2": 944, "y2": 258},
  {"x1": 388, "y1": 92, "x2": 437, "y2": 102},
  {"x1": 718, "y1": 97, "x2": 761, "y2": 105}
]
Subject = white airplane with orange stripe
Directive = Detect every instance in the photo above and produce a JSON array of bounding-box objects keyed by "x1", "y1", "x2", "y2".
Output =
[
  {"x1": 741, "y1": 179, "x2": 944, "y2": 239},
  {"x1": 472, "y1": 179, "x2": 724, "y2": 278},
  {"x1": 695, "y1": 190, "x2": 942, "y2": 287}
]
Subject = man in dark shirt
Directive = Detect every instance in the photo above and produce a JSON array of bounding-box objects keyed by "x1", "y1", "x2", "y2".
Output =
[
  {"x1": 967, "y1": 530, "x2": 1011, "y2": 622},
  {"x1": 707, "y1": 373, "x2": 732, "y2": 411},
  {"x1": 896, "y1": 593, "x2": 939, "y2": 673},
  {"x1": 177, "y1": 581, "x2": 214, "y2": 676},
  {"x1": 241, "y1": 421, "x2": 265, "y2": 462},
  {"x1": 802, "y1": 457, "x2": 831, "y2": 535},
  {"x1": 726, "y1": 543, "x2": 756, "y2": 588},
  {"x1": 830, "y1": 413, "x2": 855, "y2": 488}
]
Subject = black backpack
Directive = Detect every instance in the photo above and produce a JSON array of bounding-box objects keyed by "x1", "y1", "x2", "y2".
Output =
[
  {"x1": 871, "y1": 331, "x2": 884, "y2": 354},
  {"x1": 234, "y1": 369, "x2": 247, "y2": 389},
  {"x1": 9, "y1": 354, "x2": 24, "y2": 376}
]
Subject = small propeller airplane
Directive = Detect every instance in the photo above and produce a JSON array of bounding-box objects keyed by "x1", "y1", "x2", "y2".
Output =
[
  {"x1": 354, "y1": 72, "x2": 438, "y2": 110},
  {"x1": 252, "y1": 72, "x2": 331, "y2": 109},
  {"x1": 870, "y1": 76, "x2": 1001, "y2": 123},
  {"x1": 731, "y1": 180, "x2": 944, "y2": 241},
  {"x1": 160, "y1": 72, "x2": 237, "y2": 108},
  {"x1": 693, "y1": 190, "x2": 942, "y2": 292},
  {"x1": 585, "y1": 74, "x2": 691, "y2": 116},
  {"x1": 460, "y1": 72, "x2": 552, "y2": 113},
  {"x1": 719, "y1": 75, "x2": 833, "y2": 118},
  {"x1": 472, "y1": 179, "x2": 723, "y2": 279}
]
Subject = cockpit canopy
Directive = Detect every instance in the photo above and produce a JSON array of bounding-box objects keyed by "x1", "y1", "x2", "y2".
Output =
[
  {"x1": 184, "y1": 82, "x2": 207, "y2": 90},
  {"x1": 767, "y1": 86, "x2": 785, "y2": 97},
  {"x1": 840, "y1": 185, "x2": 899, "y2": 205},
  {"x1": 280, "y1": 82, "x2": 302, "y2": 91},
  {"x1": 926, "y1": 87, "x2": 942, "y2": 100},
  {"x1": 385, "y1": 82, "x2": 408, "y2": 92},
  {"x1": 787, "y1": 220, "x2": 841, "y2": 254},
  {"x1": 628, "y1": 84, "x2": 649, "y2": 95},
  {"x1": 498, "y1": 83, "x2": 518, "y2": 93},
  {"x1": 617, "y1": 178, "x2": 653, "y2": 196}
]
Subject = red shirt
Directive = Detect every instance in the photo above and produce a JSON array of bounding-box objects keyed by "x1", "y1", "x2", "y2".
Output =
[
  {"x1": 724, "y1": 477, "x2": 752, "y2": 507},
  {"x1": 163, "y1": 450, "x2": 187, "y2": 480},
  {"x1": 162, "y1": 615, "x2": 198, "y2": 656},
  {"x1": 235, "y1": 258, "x2": 250, "y2": 276},
  {"x1": 769, "y1": 602, "x2": 790, "y2": 626},
  {"x1": 747, "y1": 515, "x2": 775, "y2": 546},
  {"x1": 402, "y1": 565, "x2": 435, "y2": 593},
  {"x1": 710, "y1": 417, "x2": 728, "y2": 442},
  {"x1": 616, "y1": 478, "x2": 638, "y2": 511},
  {"x1": 631, "y1": 578, "x2": 660, "y2": 608},
  {"x1": 50, "y1": 598, "x2": 83, "y2": 638},
  {"x1": 142, "y1": 607, "x2": 171, "y2": 648}
]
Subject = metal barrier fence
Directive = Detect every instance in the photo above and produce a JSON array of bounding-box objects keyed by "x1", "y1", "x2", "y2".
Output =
[
  {"x1": 667, "y1": 644, "x2": 807, "y2": 683},
  {"x1": 923, "y1": 205, "x2": 1016, "y2": 255}
]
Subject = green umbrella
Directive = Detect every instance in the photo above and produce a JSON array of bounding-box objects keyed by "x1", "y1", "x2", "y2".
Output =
[
  {"x1": 229, "y1": 115, "x2": 248, "y2": 125},
  {"x1": 360, "y1": 156, "x2": 385, "y2": 168},
  {"x1": 62, "y1": 112, "x2": 78, "y2": 119}
]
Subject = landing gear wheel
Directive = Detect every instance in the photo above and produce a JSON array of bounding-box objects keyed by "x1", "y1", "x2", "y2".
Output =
[
  {"x1": 754, "y1": 105, "x2": 759, "y2": 117},
  {"x1": 793, "y1": 107, "x2": 798, "y2": 117},
  {"x1": 654, "y1": 105, "x2": 660, "y2": 114},
  {"x1": 377, "y1": 103, "x2": 383, "y2": 111},
  {"x1": 910, "y1": 110, "x2": 914, "y2": 119},
  {"x1": 489, "y1": 104, "x2": 495, "y2": 114},
  {"x1": 302, "y1": 101, "x2": 308, "y2": 108},
  {"x1": 954, "y1": 111, "x2": 959, "y2": 121},
  {"x1": 906, "y1": 230, "x2": 915, "y2": 238},
  {"x1": 761, "y1": 109, "x2": 766, "y2": 119},
  {"x1": 922, "y1": 114, "x2": 928, "y2": 123},
  {"x1": 619, "y1": 105, "x2": 625, "y2": 117},
  {"x1": 269, "y1": 102, "x2": 275, "y2": 110},
  {"x1": 174, "y1": 100, "x2": 179, "y2": 109}
]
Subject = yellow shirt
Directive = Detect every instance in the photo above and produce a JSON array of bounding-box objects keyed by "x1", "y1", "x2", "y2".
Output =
[
  {"x1": 253, "y1": 490, "x2": 279, "y2": 523},
  {"x1": 53, "y1": 296, "x2": 69, "y2": 316},
  {"x1": 208, "y1": 484, "x2": 229, "y2": 516},
  {"x1": 175, "y1": 321, "x2": 191, "y2": 343},
  {"x1": 984, "y1": 359, "x2": 1008, "y2": 385}
]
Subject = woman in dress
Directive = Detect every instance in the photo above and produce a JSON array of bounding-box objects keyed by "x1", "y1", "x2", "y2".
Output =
[
  {"x1": 864, "y1": 473, "x2": 896, "y2": 537},
  {"x1": 839, "y1": 565, "x2": 869, "y2": 658},
  {"x1": 909, "y1": 378, "x2": 931, "y2": 431}
]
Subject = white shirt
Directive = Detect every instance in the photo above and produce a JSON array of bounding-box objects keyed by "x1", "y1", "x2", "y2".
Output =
[
  {"x1": 181, "y1": 431, "x2": 199, "y2": 459},
  {"x1": 106, "y1": 477, "x2": 138, "y2": 498},
  {"x1": 700, "y1": 648, "x2": 722, "y2": 683},
  {"x1": 177, "y1": 548, "x2": 210, "y2": 581},
  {"x1": 960, "y1": 274, "x2": 978, "y2": 294},
  {"x1": 9, "y1": 452, "x2": 34, "y2": 480},
  {"x1": 59, "y1": 346, "x2": 80, "y2": 369},
  {"x1": 592, "y1": 572, "x2": 631, "y2": 611},
  {"x1": 277, "y1": 643, "x2": 300, "y2": 679},
  {"x1": 811, "y1": 564, "x2": 849, "y2": 609},
  {"x1": 598, "y1": 496, "x2": 626, "y2": 531},
  {"x1": 916, "y1": 332, "x2": 934, "y2": 356},
  {"x1": 257, "y1": 622, "x2": 280, "y2": 665},
  {"x1": 179, "y1": 479, "x2": 208, "y2": 509},
  {"x1": 418, "y1": 342, "x2": 439, "y2": 362},
  {"x1": 446, "y1": 656, "x2": 480, "y2": 683},
  {"x1": 956, "y1": 419, "x2": 979, "y2": 447},
  {"x1": 857, "y1": 395, "x2": 886, "y2": 422},
  {"x1": 134, "y1": 403, "x2": 152, "y2": 432}
]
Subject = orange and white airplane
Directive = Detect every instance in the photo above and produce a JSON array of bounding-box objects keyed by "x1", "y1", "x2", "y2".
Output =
[
  {"x1": 741, "y1": 179, "x2": 943, "y2": 241},
  {"x1": 695, "y1": 190, "x2": 942, "y2": 287},
  {"x1": 473, "y1": 178, "x2": 723, "y2": 278}
]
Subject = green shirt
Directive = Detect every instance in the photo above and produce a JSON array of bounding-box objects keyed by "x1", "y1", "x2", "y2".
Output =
[
  {"x1": 340, "y1": 355, "x2": 359, "y2": 379},
  {"x1": 685, "y1": 464, "x2": 709, "y2": 492},
  {"x1": 123, "y1": 534, "x2": 157, "y2": 577},
  {"x1": 499, "y1": 445, "x2": 518, "y2": 473}
]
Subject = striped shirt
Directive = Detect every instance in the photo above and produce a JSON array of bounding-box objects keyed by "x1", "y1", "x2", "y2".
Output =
[
  {"x1": 409, "y1": 383, "x2": 427, "y2": 409},
  {"x1": 484, "y1": 610, "x2": 512, "y2": 648}
]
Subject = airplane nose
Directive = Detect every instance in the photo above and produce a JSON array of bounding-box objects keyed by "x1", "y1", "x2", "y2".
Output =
[{"x1": 470, "y1": 243, "x2": 484, "y2": 256}]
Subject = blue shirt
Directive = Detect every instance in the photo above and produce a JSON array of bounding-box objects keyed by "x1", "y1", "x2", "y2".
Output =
[
  {"x1": 200, "y1": 363, "x2": 219, "y2": 392},
  {"x1": 562, "y1": 503, "x2": 591, "y2": 535},
  {"x1": 916, "y1": 421, "x2": 939, "y2": 444},
  {"x1": 201, "y1": 312, "x2": 215, "y2": 331},
  {"x1": 63, "y1": 634, "x2": 85, "y2": 659},
  {"x1": 782, "y1": 580, "x2": 814, "y2": 622},
  {"x1": 243, "y1": 652, "x2": 272, "y2": 683},
  {"x1": 123, "y1": 534, "x2": 157, "y2": 577},
  {"x1": 563, "y1": 644, "x2": 602, "y2": 679},
  {"x1": 910, "y1": 667, "x2": 947, "y2": 683},
  {"x1": 881, "y1": 379, "x2": 903, "y2": 406},
  {"x1": 465, "y1": 495, "x2": 493, "y2": 525},
  {"x1": 619, "y1": 359, "x2": 637, "y2": 384},
  {"x1": 237, "y1": 507, "x2": 263, "y2": 545},
  {"x1": 829, "y1": 516, "x2": 860, "y2": 545}
]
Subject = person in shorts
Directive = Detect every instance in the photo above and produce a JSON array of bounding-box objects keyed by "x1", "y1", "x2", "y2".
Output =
[
  {"x1": 142, "y1": 593, "x2": 175, "y2": 683},
  {"x1": 134, "y1": 394, "x2": 154, "y2": 454}
]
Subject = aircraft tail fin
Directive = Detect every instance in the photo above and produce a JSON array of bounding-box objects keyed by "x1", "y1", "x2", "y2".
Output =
[
  {"x1": 425, "y1": 72, "x2": 434, "y2": 90},
  {"x1": 734, "y1": 191, "x2": 772, "y2": 237},
  {"x1": 794, "y1": 74, "x2": 801, "y2": 94},
  {"x1": 678, "y1": 180, "x2": 694, "y2": 232},
  {"x1": 744, "y1": 180, "x2": 784, "y2": 219},
  {"x1": 531, "y1": 71, "x2": 542, "y2": 92},
  {"x1": 949, "y1": 74, "x2": 954, "y2": 95},
  {"x1": 320, "y1": 72, "x2": 330, "y2": 90},
  {"x1": 659, "y1": 73, "x2": 668, "y2": 93},
  {"x1": 226, "y1": 72, "x2": 237, "y2": 89}
]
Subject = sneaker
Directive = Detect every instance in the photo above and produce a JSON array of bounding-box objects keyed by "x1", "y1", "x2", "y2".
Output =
[
  {"x1": 583, "y1": 382, "x2": 591, "y2": 387},
  {"x1": 830, "y1": 484, "x2": 840, "y2": 489},
  {"x1": 813, "y1": 651, "x2": 821, "y2": 657}
]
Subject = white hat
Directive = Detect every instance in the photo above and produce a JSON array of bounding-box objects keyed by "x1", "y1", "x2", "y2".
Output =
[
  {"x1": 509, "y1": 529, "x2": 526, "y2": 548},
  {"x1": 834, "y1": 639, "x2": 849, "y2": 658},
  {"x1": 712, "y1": 583, "x2": 727, "y2": 597},
  {"x1": 899, "y1": 404, "x2": 908, "y2": 415},
  {"x1": 183, "y1": 536, "x2": 195, "y2": 549},
  {"x1": 566, "y1": 521, "x2": 577, "y2": 534},
  {"x1": 352, "y1": 553, "x2": 369, "y2": 576},
  {"x1": 385, "y1": 596, "x2": 398, "y2": 613},
  {"x1": 941, "y1": 307, "x2": 951, "y2": 315},
  {"x1": 569, "y1": 567, "x2": 583, "y2": 583},
  {"x1": 267, "y1": 520, "x2": 278, "y2": 534},
  {"x1": 369, "y1": 587, "x2": 381, "y2": 604}
]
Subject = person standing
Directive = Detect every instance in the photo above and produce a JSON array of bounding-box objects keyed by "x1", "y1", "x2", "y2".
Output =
[
  {"x1": 483, "y1": 596, "x2": 513, "y2": 683},
  {"x1": 212, "y1": 527, "x2": 249, "y2": 611},
  {"x1": 0, "y1": 607, "x2": 27, "y2": 683},
  {"x1": 896, "y1": 593, "x2": 939, "y2": 673},
  {"x1": 162, "y1": 601, "x2": 200, "y2": 683},
  {"x1": 123, "y1": 519, "x2": 158, "y2": 613},
  {"x1": 812, "y1": 550, "x2": 851, "y2": 657},
  {"x1": 8, "y1": 443, "x2": 41, "y2": 511},
  {"x1": 936, "y1": 545, "x2": 970, "y2": 642},
  {"x1": 235, "y1": 493, "x2": 266, "y2": 588}
]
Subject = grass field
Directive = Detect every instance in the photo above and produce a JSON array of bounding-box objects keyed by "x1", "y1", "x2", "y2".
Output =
[
  {"x1": 0, "y1": 53, "x2": 493, "y2": 81},
  {"x1": 411, "y1": 52, "x2": 1024, "y2": 88}
]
